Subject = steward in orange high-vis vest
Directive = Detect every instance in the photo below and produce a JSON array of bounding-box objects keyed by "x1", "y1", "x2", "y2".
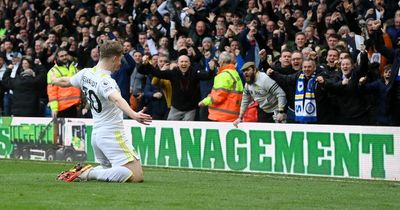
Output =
[
  {"x1": 199, "y1": 52, "x2": 243, "y2": 122},
  {"x1": 47, "y1": 50, "x2": 80, "y2": 118}
]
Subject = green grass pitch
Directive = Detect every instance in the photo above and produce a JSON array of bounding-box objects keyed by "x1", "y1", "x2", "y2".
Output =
[{"x1": 0, "y1": 159, "x2": 399, "y2": 210}]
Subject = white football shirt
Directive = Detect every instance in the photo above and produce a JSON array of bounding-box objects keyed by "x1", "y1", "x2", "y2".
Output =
[{"x1": 71, "y1": 67, "x2": 124, "y2": 130}]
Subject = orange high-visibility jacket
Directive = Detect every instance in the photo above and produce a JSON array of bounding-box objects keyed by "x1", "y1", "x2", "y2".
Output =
[
  {"x1": 201, "y1": 64, "x2": 243, "y2": 122},
  {"x1": 47, "y1": 63, "x2": 81, "y2": 112}
]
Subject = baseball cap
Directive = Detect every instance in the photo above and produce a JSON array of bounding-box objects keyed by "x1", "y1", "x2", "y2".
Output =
[{"x1": 240, "y1": 61, "x2": 256, "y2": 71}]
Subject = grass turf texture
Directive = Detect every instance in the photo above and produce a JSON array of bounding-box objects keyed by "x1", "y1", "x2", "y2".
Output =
[{"x1": 0, "y1": 159, "x2": 399, "y2": 210}]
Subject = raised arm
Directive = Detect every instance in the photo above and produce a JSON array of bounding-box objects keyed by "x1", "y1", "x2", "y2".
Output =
[{"x1": 138, "y1": 56, "x2": 176, "y2": 80}]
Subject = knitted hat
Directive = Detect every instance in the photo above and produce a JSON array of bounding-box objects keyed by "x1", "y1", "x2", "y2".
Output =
[{"x1": 202, "y1": 37, "x2": 213, "y2": 44}]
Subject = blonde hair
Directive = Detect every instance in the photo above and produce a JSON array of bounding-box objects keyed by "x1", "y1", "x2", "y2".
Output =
[{"x1": 99, "y1": 40, "x2": 123, "y2": 59}]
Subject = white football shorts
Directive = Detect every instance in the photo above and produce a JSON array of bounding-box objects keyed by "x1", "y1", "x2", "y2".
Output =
[{"x1": 91, "y1": 129, "x2": 140, "y2": 167}]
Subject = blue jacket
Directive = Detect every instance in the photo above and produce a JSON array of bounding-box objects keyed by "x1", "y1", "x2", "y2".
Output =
[
  {"x1": 111, "y1": 53, "x2": 135, "y2": 103},
  {"x1": 364, "y1": 79, "x2": 392, "y2": 125},
  {"x1": 143, "y1": 76, "x2": 168, "y2": 118}
]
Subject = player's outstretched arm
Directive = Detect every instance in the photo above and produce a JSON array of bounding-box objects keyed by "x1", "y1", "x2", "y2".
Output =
[
  {"x1": 108, "y1": 91, "x2": 152, "y2": 125},
  {"x1": 51, "y1": 74, "x2": 73, "y2": 87}
]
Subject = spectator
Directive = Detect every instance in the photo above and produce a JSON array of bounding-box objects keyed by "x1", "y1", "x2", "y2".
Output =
[
  {"x1": 143, "y1": 54, "x2": 171, "y2": 120},
  {"x1": 233, "y1": 61, "x2": 286, "y2": 127},
  {"x1": 2, "y1": 52, "x2": 22, "y2": 116},
  {"x1": 321, "y1": 52, "x2": 370, "y2": 125},
  {"x1": 226, "y1": 39, "x2": 245, "y2": 73},
  {"x1": 359, "y1": 65, "x2": 393, "y2": 125},
  {"x1": 135, "y1": 32, "x2": 147, "y2": 54},
  {"x1": 47, "y1": 49, "x2": 81, "y2": 118},
  {"x1": 291, "y1": 32, "x2": 306, "y2": 52},
  {"x1": 0, "y1": 53, "x2": 6, "y2": 115},
  {"x1": 3, "y1": 39, "x2": 18, "y2": 65},
  {"x1": 198, "y1": 51, "x2": 243, "y2": 122},
  {"x1": 189, "y1": 20, "x2": 211, "y2": 48},
  {"x1": 238, "y1": 19, "x2": 265, "y2": 67},
  {"x1": 130, "y1": 51, "x2": 145, "y2": 111},
  {"x1": 387, "y1": 16, "x2": 400, "y2": 49},
  {"x1": 197, "y1": 37, "x2": 217, "y2": 121},
  {"x1": 268, "y1": 59, "x2": 331, "y2": 124},
  {"x1": 123, "y1": 40, "x2": 135, "y2": 55},
  {"x1": 32, "y1": 39, "x2": 51, "y2": 70},
  {"x1": 86, "y1": 47, "x2": 100, "y2": 68},
  {"x1": 140, "y1": 54, "x2": 213, "y2": 121},
  {"x1": 372, "y1": 22, "x2": 400, "y2": 125},
  {"x1": 2, "y1": 57, "x2": 45, "y2": 116},
  {"x1": 109, "y1": 33, "x2": 136, "y2": 108}
]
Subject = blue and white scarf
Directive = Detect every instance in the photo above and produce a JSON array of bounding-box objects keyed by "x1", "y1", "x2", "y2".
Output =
[{"x1": 295, "y1": 73, "x2": 317, "y2": 123}]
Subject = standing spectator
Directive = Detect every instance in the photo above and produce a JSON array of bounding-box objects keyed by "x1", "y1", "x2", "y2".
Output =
[
  {"x1": 111, "y1": 48, "x2": 136, "y2": 105},
  {"x1": 47, "y1": 49, "x2": 81, "y2": 118},
  {"x1": 143, "y1": 54, "x2": 171, "y2": 120},
  {"x1": 214, "y1": 24, "x2": 228, "y2": 52},
  {"x1": 32, "y1": 39, "x2": 51, "y2": 70},
  {"x1": 188, "y1": 20, "x2": 210, "y2": 48},
  {"x1": 266, "y1": 50, "x2": 296, "y2": 75},
  {"x1": 123, "y1": 40, "x2": 135, "y2": 56},
  {"x1": 290, "y1": 51, "x2": 303, "y2": 72},
  {"x1": 386, "y1": 16, "x2": 400, "y2": 49},
  {"x1": 321, "y1": 52, "x2": 369, "y2": 125},
  {"x1": 2, "y1": 52, "x2": 22, "y2": 116},
  {"x1": 130, "y1": 51, "x2": 145, "y2": 111},
  {"x1": 261, "y1": 49, "x2": 297, "y2": 122},
  {"x1": 3, "y1": 39, "x2": 19, "y2": 65},
  {"x1": 304, "y1": 26, "x2": 320, "y2": 48},
  {"x1": 140, "y1": 55, "x2": 214, "y2": 121},
  {"x1": 291, "y1": 32, "x2": 307, "y2": 52},
  {"x1": 372, "y1": 22, "x2": 400, "y2": 125},
  {"x1": 135, "y1": 32, "x2": 147, "y2": 54},
  {"x1": 226, "y1": 39, "x2": 245, "y2": 73},
  {"x1": 0, "y1": 53, "x2": 6, "y2": 115},
  {"x1": 268, "y1": 59, "x2": 331, "y2": 124},
  {"x1": 198, "y1": 37, "x2": 217, "y2": 121},
  {"x1": 2, "y1": 57, "x2": 45, "y2": 116},
  {"x1": 199, "y1": 52, "x2": 243, "y2": 122},
  {"x1": 85, "y1": 47, "x2": 100, "y2": 68},
  {"x1": 109, "y1": 33, "x2": 136, "y2": 107},
  {"x1": 238, "y1": 20, "x2": 265, "y2": 67},
  {"x1": 233, "y1": 62, "x2": 286, "y2": 127},
  {"x1": 359, "y1": 65, "x2": 393, "y2": 125}
]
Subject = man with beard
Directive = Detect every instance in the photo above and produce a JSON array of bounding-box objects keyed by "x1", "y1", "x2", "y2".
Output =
[
  {"x1": 233, "y1": 62, "x2": 286, "y2": 127},
  {"x1": 47, "y1": 49, "x2": 81, "y2": 118}
]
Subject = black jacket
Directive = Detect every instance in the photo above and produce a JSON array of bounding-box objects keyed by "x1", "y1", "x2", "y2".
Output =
[
  {"x1": 138, "y1": 63, "x2": 214, "y2": 111},
  {"x1": 323, "y1": 52, "x2": 369, "y2": 125},
  {"x1": 2, "y1": 68, "x2": 46, "y2": 117},
  {"x1": 270, "y1": 70, "x2": 333, "y2": 124}
]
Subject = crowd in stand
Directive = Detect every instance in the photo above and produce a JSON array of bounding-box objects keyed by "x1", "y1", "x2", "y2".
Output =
[{"x1": 0, "y1": 0, "x2": 399, "y2": 126}]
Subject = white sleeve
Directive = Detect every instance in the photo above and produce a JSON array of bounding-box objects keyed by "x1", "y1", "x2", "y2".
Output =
[
  {"x1": 98, "y1": 77, "x2": 119, "y2": 99},
  {"x1": 70, "y1": 69, "x2": 85, "y2": 87}
]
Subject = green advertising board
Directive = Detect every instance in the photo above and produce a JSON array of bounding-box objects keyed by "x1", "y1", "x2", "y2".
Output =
[{"x1": 0, "y1": 117, "x2": 398, "y2": 181}]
